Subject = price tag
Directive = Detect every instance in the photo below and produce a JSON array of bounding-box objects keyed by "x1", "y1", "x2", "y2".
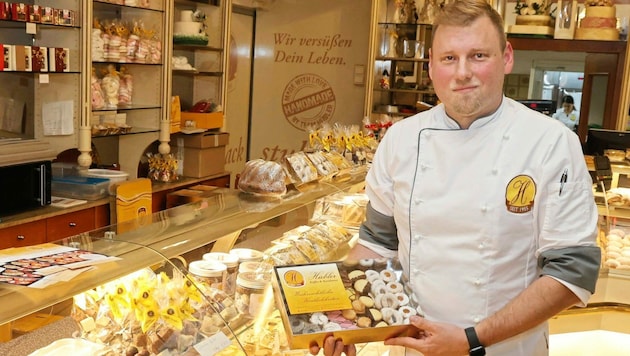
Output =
[
  {"x1": 26, "y1": 22, "x2": 36, "y2": 34},
  {"x1": 194, "y1": 332, "x2": 231, "y2": 355},
  {"x1": 39, "y1": 74, "x2": 49, "y2": 84}
]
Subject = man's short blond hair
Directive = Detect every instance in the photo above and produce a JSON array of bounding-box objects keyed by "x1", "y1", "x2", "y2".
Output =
[{"x1": 432, "y1": 0, "x2": 507, "y2": 51}]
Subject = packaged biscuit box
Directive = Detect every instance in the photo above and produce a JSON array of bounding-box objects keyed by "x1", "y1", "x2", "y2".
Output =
[{"x1": 272, "y1": 258, "x2": 420, "y2": 349}]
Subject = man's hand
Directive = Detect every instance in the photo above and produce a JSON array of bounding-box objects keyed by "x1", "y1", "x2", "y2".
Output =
[
  {"x1": 309, "y1": 335, "x2": 357, "y2": 356},
  {"x1": 384, "y1": 316, "x2": 469, "y2": 356}
]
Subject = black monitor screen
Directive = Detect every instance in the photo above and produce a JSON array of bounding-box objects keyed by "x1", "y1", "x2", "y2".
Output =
[
  {"x1": 584, "y1": 128, "x2": 630, "y2": 155},
  {"x1": 517, "y1": 100, "x2": 556, "y2": 116}
]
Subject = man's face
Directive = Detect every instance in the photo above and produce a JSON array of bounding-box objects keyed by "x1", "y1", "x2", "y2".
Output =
[{"x1": 429, "y1": 16, "x2": 514, "y2": 127}]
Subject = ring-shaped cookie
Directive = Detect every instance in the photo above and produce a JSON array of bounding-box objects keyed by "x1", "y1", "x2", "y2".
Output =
[
  {"x1": 323, "y1": 322, "x2": 343, "y2": 331},
  {"x1": 380, "y1": 269, "x2": 397, "y2": 283},
  {"x1": 394, "y1": 292, "x2": 409, "y2": 306},
  {"x1": 365, "y1": 269, "x2": 380, "y2": 283},
  {"x1": 375, "y1": 293, "x2": 399, "y2": 309},
  {"x1": 303, "y1": 324, "x2": 321, "y2": 334},
  {"x1": 309, "y1": 312, "x2": 328, "y2": 325},
  {"x1": 359, "y1": 258, "x2": 374, "y2": 269},
  {"x1": 399, "y1": 305, "x2": 417, "y2": 318},
  {"x1": 290, "y1": 318, "x2": 306, "y2": 333},
  {"x1": 380, "y1": 307, "x2": 404, "y2": 325},
  {"x1": 370, "y1": 280, "x2": 388, "y2": 296},
  {"x1": 386, "y1": 281, "x2": 403, "y2": 294}
]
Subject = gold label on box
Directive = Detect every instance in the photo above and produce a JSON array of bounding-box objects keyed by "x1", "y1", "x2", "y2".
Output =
[{"x1": 276, "y1": 263, "x2": 351, "y2": 315}]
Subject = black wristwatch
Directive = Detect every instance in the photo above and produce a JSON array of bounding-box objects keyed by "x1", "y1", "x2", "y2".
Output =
[{"x1": 465, "y1": 326, "x2": 486, "y2": 356}]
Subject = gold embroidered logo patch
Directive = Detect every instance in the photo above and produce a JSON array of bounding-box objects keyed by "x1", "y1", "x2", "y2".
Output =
[{"x1": 505, "y1": 175, "x2": 536, "y2": 213}]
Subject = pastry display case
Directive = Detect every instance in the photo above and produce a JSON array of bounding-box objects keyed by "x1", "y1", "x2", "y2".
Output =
[{"x1": 0, "y1": 166, "x2": 368, "y2": 355}]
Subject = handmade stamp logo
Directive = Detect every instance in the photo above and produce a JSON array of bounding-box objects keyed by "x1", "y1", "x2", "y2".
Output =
[{"x1": 281, "y1": 73, "x2": 336, "y2": 131}]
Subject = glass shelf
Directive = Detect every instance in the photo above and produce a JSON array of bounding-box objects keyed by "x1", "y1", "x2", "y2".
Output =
[
  {"x1": 0, "y1": 19, "x2": 80, "y2": 29},
  {"x1": 173, "y1": 69, "x2": 223, "y2": 76},
  {"x1": 91, "y1": 126, "x2": 159, "y2": 138},
  {"x1": 93, "y1": 0, "x2": 165, "y2": 12},
  {"x1": 0, "y1": 168, "x2": 367, "y2": 326},
  {"x1": 92, "y1": 104, "x2": 162, "y2": 112},
  {"x1": 92, "y1": 61, "x2": 163, "y2": 66},
  {"x1": 173, "y1": 44, "x2": 223, "y2": 52},
  {"x1": 174, "y1": 0, "x2": 221, "y2": 7}
]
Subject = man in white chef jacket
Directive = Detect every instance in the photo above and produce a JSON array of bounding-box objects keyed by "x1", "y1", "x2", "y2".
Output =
[{"x1": 311, "y1": 0, "x2": 601, "y2": 355}]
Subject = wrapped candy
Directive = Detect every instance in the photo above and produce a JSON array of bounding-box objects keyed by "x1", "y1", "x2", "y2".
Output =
[
  {"x1": 118, "y1": 66, "x2": 133, "y2": 105},
  {"x1": 147, "y1": 153, "x2": 179, "y2": 182},
  {"x1": 101, "y1": 64, "x2": 120, "y2": 109},
  {"x1": 91, "y1": 20, "x2": 105, "y2": 61},
  {"x1": 91, "y1": 68, "x2": 106, "y2": 109}
]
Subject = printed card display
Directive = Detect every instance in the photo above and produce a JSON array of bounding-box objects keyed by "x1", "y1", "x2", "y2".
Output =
[
  {"x1": 31, "y1": 46, "x2": 47, "y2": 72},
  {"x1": 0, "y1": 2, "x2": 10, "y2": 20},
  {"x1": 29, "y1": 4, "x2": 42, "y2": 23},
  {"x1": 0, "y1": 243, "x2": 120, "y2": 287},
  {"x1": 15, "y1": 45, "x2": 31, "y2": 71},
  {"x1": 275, "y1": 263, "x2": 351, "y2": 315},
  {"x1": 11, "y1": 3, "x2": 28, "y2": 22},
  {"x1": 1, "y1": 44, "x2": 14, "y2": 71},
  {"x1": 49, "y1": 47, "x2": 69, "y2": 72}
]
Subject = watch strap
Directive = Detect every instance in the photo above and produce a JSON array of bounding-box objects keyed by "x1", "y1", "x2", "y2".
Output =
[{"x1": 465, "y1": 326, "x2": 486, "y2": 356}]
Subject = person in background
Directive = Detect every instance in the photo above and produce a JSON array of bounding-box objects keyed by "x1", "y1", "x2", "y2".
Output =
[
  {"x1": 552, "y1": 95, "x2": 580, "y2": 132},
  {"x1": 310, "y1": 0, "x2": 600, "y2": 355}
]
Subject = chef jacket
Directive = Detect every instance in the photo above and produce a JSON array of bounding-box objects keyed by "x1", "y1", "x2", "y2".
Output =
[
  {"x1": 552, "y1": 109, "x2": 580, "y2": 131},
  {"x1": 359, "y1": 97, "x2": 601, "y2": 355}
]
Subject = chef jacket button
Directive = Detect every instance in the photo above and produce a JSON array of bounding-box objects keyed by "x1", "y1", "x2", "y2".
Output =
[
  {"x1": 480, "y1": 205, "x2": 488, "y2": 213},
  {"x1": 474, "y1": 279, "x2": 482, "y2": 286},
  {"x1": 491, "y1": 168, "x2": 498, "y2": 175},
  {"x1": 415, "y1": 234, "x2": 422, "y2": 241},
  {"x1": 414, "y1": 197, "x2": 422, "y2": 205},
  {"x1": 473, "y1": 316, "x2": 481, "y2": 323},
  {"x1": 413, "y1": 268, "x2": 420, "y2": 274},
  {"x1": 503, "y1": 134, "x2": 509, "y2": 140},
  {"x1": 478, "y1": 243, "x2": 484, "y2": 249},
  {"x1": 421, "y1": 163, "x2": 427, "y2": 170}
]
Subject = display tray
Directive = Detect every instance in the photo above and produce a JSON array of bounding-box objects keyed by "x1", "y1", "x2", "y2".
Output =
[{"x1": 272, "y1": 259, "x2": 419, "y2": 350}]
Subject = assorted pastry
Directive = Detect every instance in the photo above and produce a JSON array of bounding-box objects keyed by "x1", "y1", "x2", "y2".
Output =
[
  {"x1": 237, "y1": 151, "x2": 354, "y2": 196},
  {"x1": 602, "y1": 228, "x2": 630, "y2": 269},
  {"x1": 285, "y1": 258, "x2": 421, "y2": 336}
]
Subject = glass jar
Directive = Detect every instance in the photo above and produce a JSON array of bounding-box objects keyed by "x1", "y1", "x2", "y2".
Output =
[
  {"x1": 235, "y1": 272, "x2": 271, "y2": 318},
  {"x1": 203, "y1": 252, "x2": 239, "y2": 296},
  {"x1": 188, "y1": 260, "x2": 226, "y2": 292},
  {"x1": 229, "y1": 248, "x2": 263, "y2": 263},
  {"x1": 238, "y1": 261, "x2": 272, "y2": 275}
]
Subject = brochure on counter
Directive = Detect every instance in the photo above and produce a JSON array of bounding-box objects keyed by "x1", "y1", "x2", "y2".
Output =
[{"x1": 0, "y1": 243, "x2": 121, "y2": 288}]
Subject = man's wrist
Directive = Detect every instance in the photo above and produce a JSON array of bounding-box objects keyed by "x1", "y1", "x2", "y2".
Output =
[{"x1": 464, "y1": 326, "x2": 486, "y2": 356}]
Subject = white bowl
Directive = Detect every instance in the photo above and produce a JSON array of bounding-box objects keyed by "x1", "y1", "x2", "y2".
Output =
[{"x1": 83, "y1": 169, "x2": 129, "y2": 195}]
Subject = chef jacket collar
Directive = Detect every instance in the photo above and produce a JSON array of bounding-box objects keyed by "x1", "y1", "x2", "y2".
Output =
[{"x1": 441, "y1": 96, "x2": 504, "y2": 130}]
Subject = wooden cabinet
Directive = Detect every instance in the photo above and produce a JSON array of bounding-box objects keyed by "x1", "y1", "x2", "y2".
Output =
[
  {"x1": 0, "y1": 202, "x2": 110, "y2": 248},
  {"x1": 0, "y1": 221, "x2": 46, "y2": 250},
  {"x1": 46, "y1": 208, "x2": 95, "y2": 242}
]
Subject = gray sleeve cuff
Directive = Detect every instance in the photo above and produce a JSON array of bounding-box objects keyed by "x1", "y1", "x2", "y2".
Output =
[
  {"x1": 538, "y1": 246, "x2": 602, "y2": 293},
  {"x1": 358, "y1": 202, "x2": 398, "y2": 251}
]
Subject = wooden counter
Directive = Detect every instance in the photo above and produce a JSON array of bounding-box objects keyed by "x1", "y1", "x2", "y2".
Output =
[{"x1": 0, "y1": 172, "x2": 231, "y2": 249}]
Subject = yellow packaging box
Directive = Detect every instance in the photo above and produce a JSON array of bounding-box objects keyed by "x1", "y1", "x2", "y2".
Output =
[
  {"x1": 272, "y1": 260, "x2": 417, "y2": 350},
  {"x1": 180, "y1": 111, "x2": 223, "y2": 130}
]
